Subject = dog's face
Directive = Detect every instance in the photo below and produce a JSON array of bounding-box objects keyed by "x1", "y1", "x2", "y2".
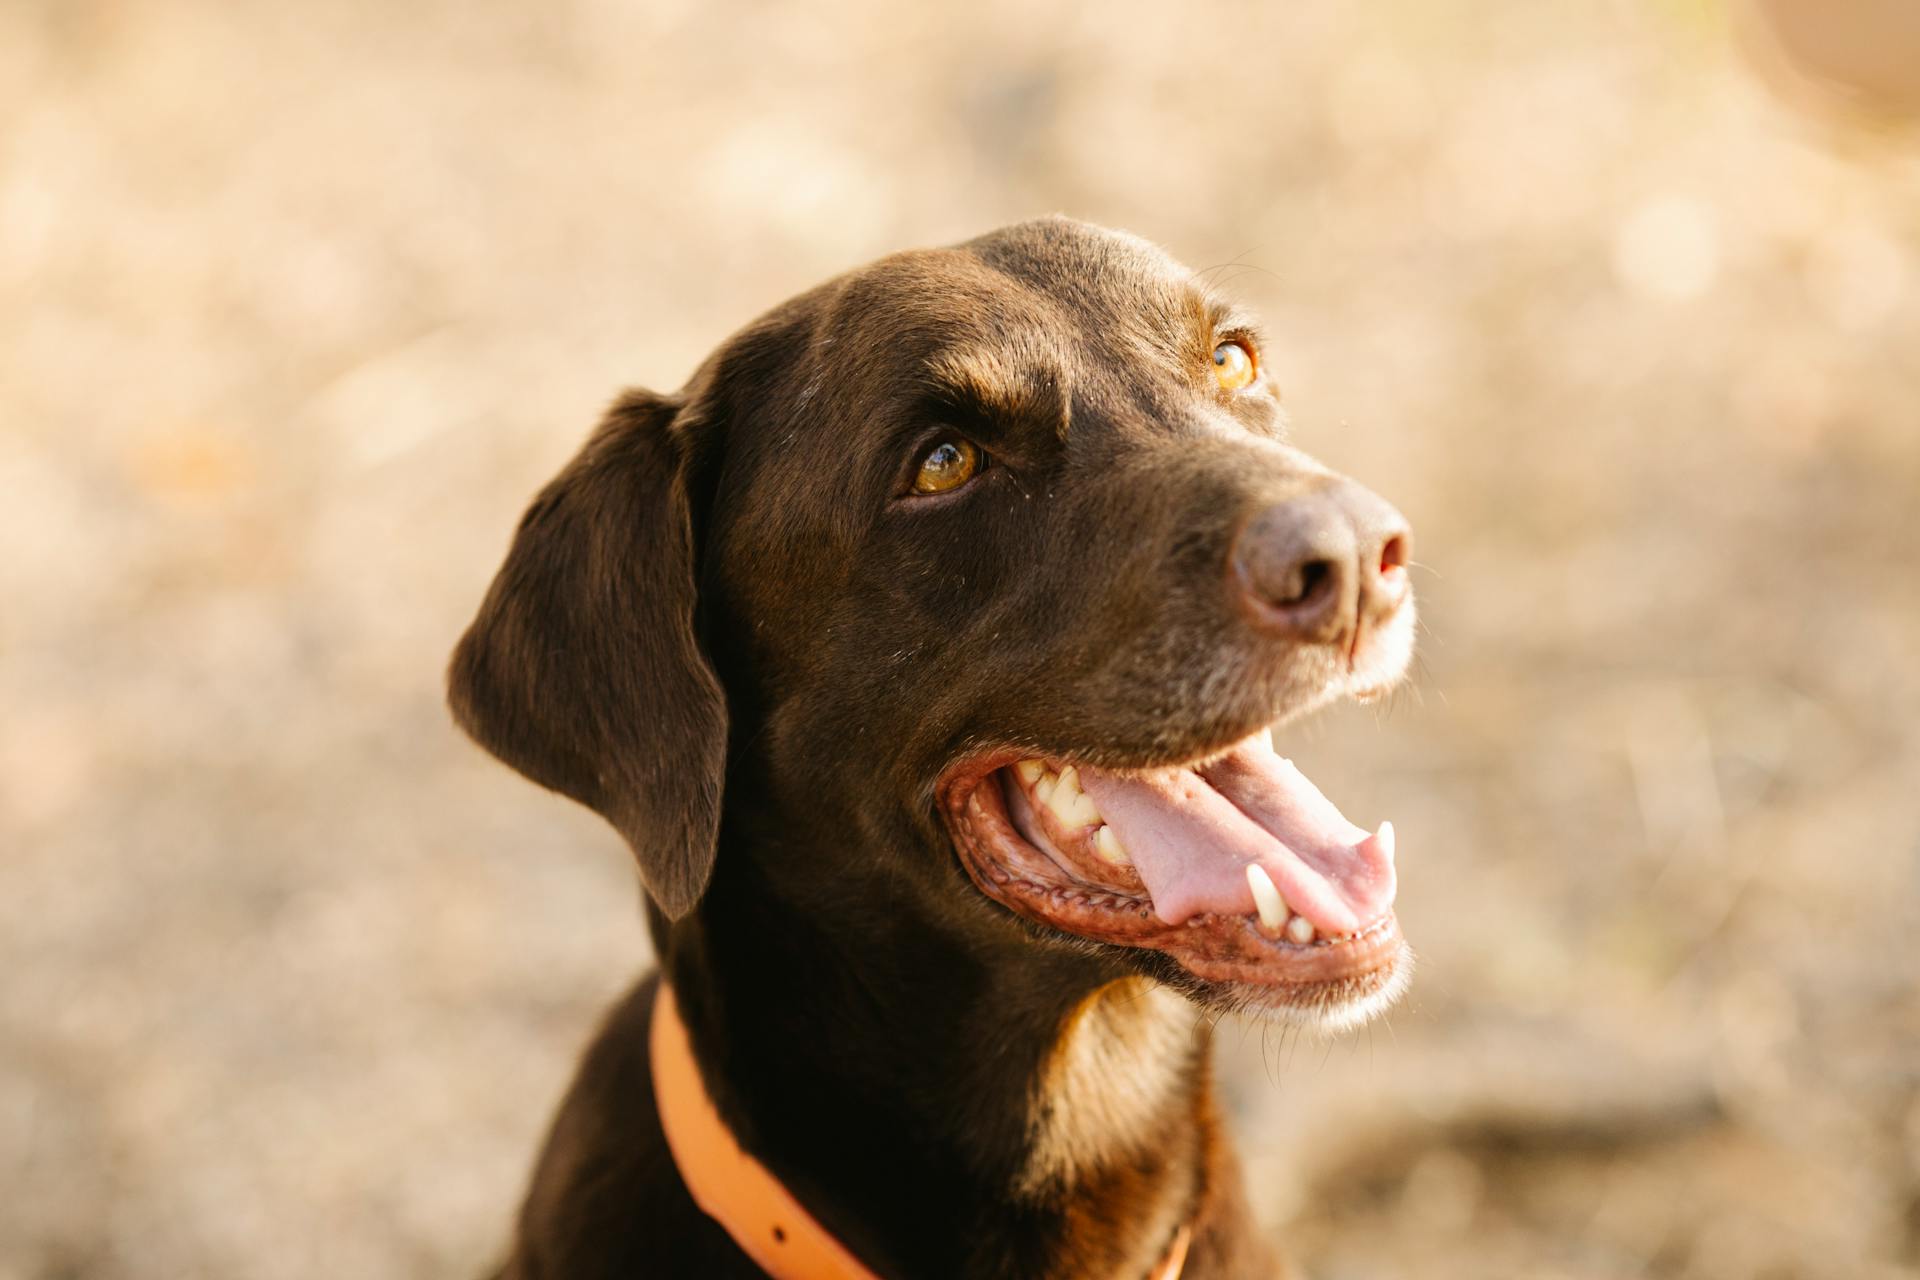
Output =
[{"x1": 452, "y1": 218, "x2": 1416, "y2": 1030}]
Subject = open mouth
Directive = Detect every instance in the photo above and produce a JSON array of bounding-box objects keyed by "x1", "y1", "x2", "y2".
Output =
[{"x1": 940, "y1": 729, "x2": 1409, "y2": 1026}]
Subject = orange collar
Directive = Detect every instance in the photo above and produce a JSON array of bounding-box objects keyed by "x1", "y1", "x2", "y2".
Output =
[{"x1": 649, "y1": 981, "x2": 1192, "y2": 1280}]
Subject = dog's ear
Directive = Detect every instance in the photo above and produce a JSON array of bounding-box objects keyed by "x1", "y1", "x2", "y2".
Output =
[{"x1": 448, "y1": 389, "x2": 726, "y2": 919}]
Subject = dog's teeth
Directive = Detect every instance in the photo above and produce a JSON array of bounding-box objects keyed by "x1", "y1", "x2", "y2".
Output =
[
  {"x1": 1245, "y1": 865, "x2": 1288, "y2": 933},
  {"x1": 1094, "y1": 825, "x2": 1131, "y2": 866},
  {"x1": 1067, "y1": 792, "x2": 1102, "y2": 828},
  {"x1": 1034, "y1": 771, "x2": 1057, "y2": 803},
  {"x1": 1374, "y1": 820, "x2": 1395, "y2": 864},
  {"x1": 1015, "y1": 759, "x2": 1046, "y2": 786},
  {"x1": 1285, "y1": 914, "x2": 1316, "y2": 945},
  {"x1": 1256, "y1": 726, "x2": 1274, "y2": 752},
  {"x1": 1045, "y1": 766, "x2": 1095, "y2": 828}
]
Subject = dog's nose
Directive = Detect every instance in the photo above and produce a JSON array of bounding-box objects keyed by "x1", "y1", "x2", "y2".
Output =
[{"x1": 1233, "y1": 481, "x2": 1412, "y2": 648}]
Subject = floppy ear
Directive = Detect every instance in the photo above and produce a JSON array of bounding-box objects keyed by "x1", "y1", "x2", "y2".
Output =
[{"x1": 448, "y1": 389, "x2": 727, "y2": 919}]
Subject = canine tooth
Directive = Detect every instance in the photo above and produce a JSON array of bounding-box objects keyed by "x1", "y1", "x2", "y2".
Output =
[
  {"x1": 1245, "y1": 865, "x2": 1288, "y2": 933},
  {"x1": 1375, "y1": 820, "x2": 1396, "y2": 863},
  {"x1": 1015, "y1": 759, "x2": 1046, "y2": 785},
  {"x1": 1256, "y1": 726, "x2": 1274, "y2": 752},
  {"x1": 1284, "y1": 914, "x2": 1316, "y2": 945},
  {"x1": 1034, "y1": 773, "x2": 1056, "y2": 803},
  {"x1": 1094, "y1": 825, "x2": 1131, "y2": 866}
]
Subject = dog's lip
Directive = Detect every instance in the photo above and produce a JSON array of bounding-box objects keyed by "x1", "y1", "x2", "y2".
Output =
[
  {"x1": 937, "y1": 743, "x2": 1407, "y2": 997},
  {"x1": 939, "y1": 733, "x2": 1397, "y2": 933}
]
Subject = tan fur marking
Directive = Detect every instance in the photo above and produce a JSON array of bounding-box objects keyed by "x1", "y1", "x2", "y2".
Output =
[
  {"x1": 1019, "y1": 978, "x2": 1199, "y2": 1197},
  {"x1": 923, "y1": 340, "x2": 1070, "y2": 437}
]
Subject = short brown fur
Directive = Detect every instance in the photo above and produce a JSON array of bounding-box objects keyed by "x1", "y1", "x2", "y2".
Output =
[{"x1": 451, "y1": 218, "x2": 1403, "y2": 1278}]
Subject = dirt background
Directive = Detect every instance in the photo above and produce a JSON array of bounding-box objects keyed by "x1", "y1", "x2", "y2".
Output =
[{"x1": 5, "y1": 1, "x2": 1918, "y2": 1277}]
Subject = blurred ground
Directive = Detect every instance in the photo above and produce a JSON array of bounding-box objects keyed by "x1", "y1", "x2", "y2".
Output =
[{"x1": 4, "y1": 1, "x2": 1918, "y2": 1277}]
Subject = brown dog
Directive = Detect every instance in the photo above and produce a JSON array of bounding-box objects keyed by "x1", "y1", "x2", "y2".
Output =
[{"x1": 450, "y1": 217, "x2": 1416, "y2": 1279}]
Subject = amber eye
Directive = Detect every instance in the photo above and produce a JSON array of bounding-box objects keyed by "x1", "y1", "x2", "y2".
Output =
[
  {"x1": 1212, "y1": 339, "x2": 1257, "y2": 392},
  {"x1": 911, "y1": 438, "x2": 984, "y2": 495}
]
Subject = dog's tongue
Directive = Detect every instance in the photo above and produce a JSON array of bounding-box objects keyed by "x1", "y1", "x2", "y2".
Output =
[{"x1": 1079, "y1": 739, "x2": 1395, "y2": 935}]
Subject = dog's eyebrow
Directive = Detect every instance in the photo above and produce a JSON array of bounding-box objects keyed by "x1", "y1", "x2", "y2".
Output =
[
  {"x1": 921, "y1": 346, "x2": 1070, "y2": 440},
  {"x1": 1201, "y1": 295, "x2": 1261, "y2": 340}
]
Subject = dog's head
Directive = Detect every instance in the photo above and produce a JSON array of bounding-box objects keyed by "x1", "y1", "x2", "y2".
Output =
[{"x1": 451, "y1": 218, "x2": 1416, "y2": 1029}]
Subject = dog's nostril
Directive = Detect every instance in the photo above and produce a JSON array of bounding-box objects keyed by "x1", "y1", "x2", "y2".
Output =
[
  {"x1": 1281, "y1": 558, "x2": 1336, "y2": 609},
  {"x1": 1235, "y1": 484, "x2": 1408, "y2": 646},
  {"x1": 1232, "y1": 499, "x2": 1356, "y2": 642},
  {"x1": 1378, "y1": 533, "x2": 1409, "y2": 577}
]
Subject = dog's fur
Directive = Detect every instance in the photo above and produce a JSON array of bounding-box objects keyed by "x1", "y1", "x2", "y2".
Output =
[{"x1": 451, "y1": 218, "x2": 1411, "y2": 1278}]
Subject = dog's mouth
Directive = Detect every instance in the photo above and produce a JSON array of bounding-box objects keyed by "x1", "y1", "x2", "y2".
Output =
[{"x1": 940, "y1": 729, "x2": 1409, "y2": 1025}]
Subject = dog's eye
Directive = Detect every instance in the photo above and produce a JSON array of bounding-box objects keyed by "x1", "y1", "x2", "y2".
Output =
[
  {"x1": 911, "y1": 438, "x2": 984, "y2": 495},
  {"x1": 1212, "y1": 339, "x2": 1257, "y2": 392}
]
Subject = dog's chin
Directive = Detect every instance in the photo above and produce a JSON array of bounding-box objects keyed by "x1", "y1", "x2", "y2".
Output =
[
  {"x1": 1156, "y1": 943, "x2": 1414, "y2": 1035},
  {"x1": 938, "y1": 713, "x2": 1412, "y2": 1035}
]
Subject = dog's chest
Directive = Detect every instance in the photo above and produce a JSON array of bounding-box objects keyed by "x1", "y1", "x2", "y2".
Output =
[{"x1": 1019, "y1": 980, "x2": 1203, "y2": 1275}]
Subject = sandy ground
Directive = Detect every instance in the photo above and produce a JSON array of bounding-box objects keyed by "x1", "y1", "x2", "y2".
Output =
[{"x1": 4, "y1": 1, "x2": 1918, "y2": 1277}]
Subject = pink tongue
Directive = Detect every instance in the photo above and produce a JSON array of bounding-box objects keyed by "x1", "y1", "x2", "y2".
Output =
[{"x1": 1078, "y1": 741, "x2": 1395, "y2": 934}]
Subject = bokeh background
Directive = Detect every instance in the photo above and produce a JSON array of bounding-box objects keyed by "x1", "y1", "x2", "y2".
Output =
[{"x1": 5, "y1": 1, "x2": 1918, "y2": 1276}]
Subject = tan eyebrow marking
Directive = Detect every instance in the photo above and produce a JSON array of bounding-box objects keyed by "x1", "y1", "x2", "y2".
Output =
[{"x1": 924, "y1": 343, "x2": 1071, "y2": 440}]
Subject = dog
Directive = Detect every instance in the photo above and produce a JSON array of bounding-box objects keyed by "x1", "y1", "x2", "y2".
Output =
[{"x1": 450, "y1": 217, "x2": 1417, "y2": 1279}]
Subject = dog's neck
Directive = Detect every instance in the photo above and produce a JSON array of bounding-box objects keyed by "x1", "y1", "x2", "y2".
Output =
[
  {"x1": 1018, "y1": 977, "x2": 1200, "y2": 1196},
  {"x1": 655, "y1": 847, "x2": 1214, "y2": 1279}
]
